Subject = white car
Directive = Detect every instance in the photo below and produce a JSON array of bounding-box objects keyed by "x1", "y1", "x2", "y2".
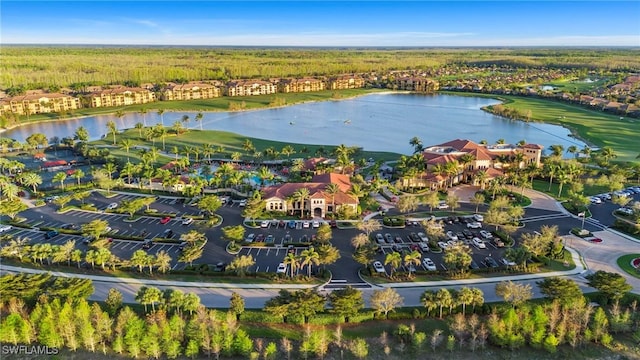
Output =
[
  {"x1": 437, "y1": 201, "x2": 449, "y2": 209},
  {"x1": 446, "y1": 231, "x2": 458, "y2": 241},
  {"x1": 276, "y1": 263, "x2": 287, "y2": 274},
  {"x1": 260, "y1": 220, "x2": 270, "y2": 228},
  {"x1": 467, "y1": 222, "x2": 482, "y2": 229},
  {"x1": 422, "y1": 258, "x2": 437, "y2": 271},
  {"x1": 245, "y1": 233, "x2": 255, "y2": 243},
  {"x1": 302, "y1": 221, "x2": 311, "y2": 228},
  {"x1": 590, "y1": 197, "x2": 602, "y2": 204},
  {"x1": 372, "y1": 261, "x2": 386, "y2": 274},
  {"x1": 479, "y1": 230, "x2": 493, "y2": 239},
  {"x1": 238, "y1": 199, "x2": 247, "y2": 207},
  {"x1": 437, "y1": 241, "x2": 449, "y2": 250},
  {"x1": 312, "y1": 221, "x2": 320, "y2": 228},
  {"x1": 0, "y1": 225, "x2": 11, "y2": 233},
  {"x1": 500, "y1": 258, "x2": 516, "y2": 266},
  {"x1": 182, "y1": 217, "x2": 194, "y2": 225},
  {"x1": 472, "y1": 237, "x2": 486, "y2": 249},
  {"x1": 375, "y1": 233, "x2": 385, "y2": 244},
  {"x1": 473, "y1": 214, "x2": 484, "y2": 222},
  {"x1": 418, "y1": 242, "x2": 430, "y2": 252},
  {"x1": 417, "y1": 232, "x2": 429, "y2": 242},
  {"x1": 106, "y1": 202, "x2": 118, "y2": 210}
]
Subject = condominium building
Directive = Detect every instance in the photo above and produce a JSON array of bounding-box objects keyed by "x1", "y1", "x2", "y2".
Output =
[
  {"x1": 395, "y1": 77, "x2": 440, "y2": 92},
  {"x1": 163, "y1": 82, "x2": 222, "y2": 101},
  {"x1": 327, "y1": 75, "x2": 365, "y2": 90},
  {"x1": 89, "y1": 87, "x2": 156, "y2": 108},
  {"x1": 279, "y1": 78, "x2": 327, "y2": 93},
  {"x1": 0, "y1": 93, "x2": 81, "y2": 116},
  {"x1": 225, "y1": 80, "x2": 277, "y2": 96}
]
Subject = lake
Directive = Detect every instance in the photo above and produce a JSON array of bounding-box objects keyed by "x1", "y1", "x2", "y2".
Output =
[{"x1": 3, "y1": 93, "x2": 587, "y2": 155}]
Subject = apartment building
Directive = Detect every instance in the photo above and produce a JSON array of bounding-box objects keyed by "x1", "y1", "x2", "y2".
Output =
[
  {"x1": 279, "y1": 78, "x2": 327, "y2": 93},
  {"x1": 89, "y1": 87, "x2": 156, "y2": 108},
  {"x1": 0, "y1": 93, "x2": 81, "y2": 116},
  {"x1": 226, "y1": 80, "x2": 277, "y2": 96},
  {"x1": 163, "y1": 82, "x2": 222, "y2": 101},
  {"x1": 327, "y1": 75, "x2": 365, "y2": 90},
  {"x1": 395, "y1": 77, "x2": 440, "y2": 93}
]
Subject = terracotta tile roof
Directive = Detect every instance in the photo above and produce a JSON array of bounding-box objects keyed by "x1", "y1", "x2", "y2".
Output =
[
  {"x1": 310, "y1": 173, "x2": 352, "y2": 192},
  {"x1": 521, "y1": 144, "x2": 544, "y2": 149},
  {"x1": 8, "y1": 93, "x2": 76, "y2": 101}
]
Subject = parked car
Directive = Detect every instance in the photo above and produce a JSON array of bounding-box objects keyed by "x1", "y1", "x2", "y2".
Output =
[
  {"x1": 375, "y1": 233, "x2": 385, "y2": 244},
  {"x1": 483, "y1": 257, "x2": 499, "y2": 268},
  {"x1": 437, "y1": 241, "x2": 449, "y2": 250},
  {"x1": 255, "y1": 234, "x2": 265, "y2": 242},
  {"x1": 245, "y1": 233, "x2": 256, "y2": 242},
  {"x1": 473, "y1": 214, "x2": 484, "y2": 222},
  {"x1": 302, "y1": 221, "x2": 311, "y2": 228},
  {"x1": 422, "y1": 258, "x2": 437, "y2": 271},
  {"x1": 472, "y1": 237, "x2": 486, "y2": 249},
  {"x1": 60, "y1": 223, "x2": 79, "y2": 230},
  {"x1": 160, "y1": 216, "x2": 172, "y2": 224},
  {"x1": 238, "y1": 199, "x2": 247, "y2": 207},
  {"x1": 394, "y1": 235, "x2": 403, "y2": 243},
  {"x1": 418, "y1": 242, "x2": 430, "y2": 252},
  {"x1": 372, "y1": 261, "x2": 386, "y2": 274},
  {"x1": 163, "y1": 229, "x2": 174, "y2": 238},
  {"x1": 0, "y1": 225, "x2": 11, "y2": 233},
  {"x1": 260, "y1": 220, "x2": 270, "y2": 228},
  {"x1": 213, "y1": 262, "x2": 227, "y2": 272},
  {"x1": 590, "y1": 197, "x2": 602, "y2": 204},
  {"x1": 417, "y1": 232, "x2": 429, "y2": 242},
  {"x1": 329, "y1": 220, "x2": 337, "y2": 228},
  {"x1": 410, "y1": 232, "x2": 421, "y2": 242},
  {"x1": 437, "y1": 201, "x2": 449, "y2": 209},
  {"x1": 500, "y1": 258, "x2": 516, "y2": 266},
  {"x1": 142, "y1": 240, "x2": 153, "y2": 249},
  {"x1": 265, "y1": 235, "x2": 274, "y2": 243},
  {"x1": 479, "y1": 230, "x2": 493, "y2": 239},
  {"x1": 384, "y1": 233, "x2": 394, "y2": 243},
  {"x1": 312, "y1": 221, "x2": 320, "y2": 228},
  {"x1": 276, "y1": 263, "x2": 287, "y2": 274},
  {"x1": 44, "y1": 230, "x2": 59, "y2": 239},
  {"x1": 494, "y1": 238, "x2": 505, "y2": 247},
  {"x1": 462, "y1": 229, "x2": 473, "y2": 239},
  {"x1": 446, "y1": 231, "x2": 458, "y2": 241},
  {"x1": 469, "y1": 260, "x2": 480, "y2": 270},
  {"x1": 288, "y1": 220, "x2": 297, "y2": 229},
  {"x1": 182, "y1": 217, "x2": 194, "y2": 225},
  {"x1": 467, "y1": 221, "x2": 482, "y2": 229}
]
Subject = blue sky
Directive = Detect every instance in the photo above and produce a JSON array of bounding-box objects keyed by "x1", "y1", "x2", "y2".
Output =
[{"x1": 2, "y1": 1, "x2": 639, "y2": 46}]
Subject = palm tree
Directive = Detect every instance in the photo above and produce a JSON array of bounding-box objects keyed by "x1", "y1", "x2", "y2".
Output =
[
  {"x1": 325, "y1": 183, "x2": 340, "y2": 214},
  {"x1": 52, "y1": 172, "x2": 67, "y2": 190},
  {"x1": 155, "y1": 124, "x2": 167, "y2": 151},
  {"x1": 292, "y1": 187, "x2": 310, "y2": 218},
  {"x1": 195, "y1": 112, "x2": 204, "y2": 130},
  {"x1": 283, "y1": 252, "x2": 299, "y2": 278},
  {"x1": 139, "y1": 108, "x2": 148, "y2": 126},
  {"x1": 431, "y1": 163, "x2": 447, "y2": 190},
  {"x1": 567, "y1": 145, "x2": 578, "y2": 159},
  {"x1": 157, "y1": 109, "x2": 165, "y2": 126},
  {"x1": 256, "y1": 166, "x2": 273, "y2": 187},
  {"x1": 474, "y1": 170, "x2": 488, "y2": 190},
  {"x1": 384, "y1": 251, "x2": 402, "y2": 278},
  {"x1": 548, "y1": 144, "x2": 564, "y2": 158},
  {"x1": 299, "y1": 247, "x2": 320, "y2": 277},
  {"x1": 155, "y1": 250, "x2": 172, "y2": 274},
  {"x1": 172, "y1": 120, "x2": 183, "y2": 136},
  {"x1": 409, "y1": 136, "x2": 423, "y2": 153},
  {"x1": 107, "y1": 119, "x2": 118, "y2": 145},
  {"x1": 403, "y1": 250, "x2": 422, "y2": 278},
  {"x1": 599, "y1": 147, "x2": 617, "y2": 165},
  {"x1": 20, "y1": 172, "x2": 42, "y2": 194},
  {"x1": 131, "y1": 122, "x2": 143, "y2": 140},
  {"x1": 120, "y1": 138, "x2": 134, "y2": 162},
  {"x1": 444, "y1": 161, "x2": 460, "y2": 187},
  {"x1": 181, "y1": 115, "x2": 190, "y2": 129}
]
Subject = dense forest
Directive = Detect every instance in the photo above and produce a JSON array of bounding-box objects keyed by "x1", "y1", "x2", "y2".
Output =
[{"x1": 1, "y1": 47, "x2": 639, "y2": 89}]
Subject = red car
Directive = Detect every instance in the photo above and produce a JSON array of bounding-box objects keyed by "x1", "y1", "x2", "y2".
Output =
[{"x1": 160, "y1": 216, "x2": 172, "y2": 224}]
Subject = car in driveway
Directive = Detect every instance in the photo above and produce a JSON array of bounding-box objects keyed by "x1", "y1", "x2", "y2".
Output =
[
  {"x1": 106, "y1": 202, "x2": 118, "y2": 210},
  {"x1": 375, "y1": 233, "x2": 385, "y2": 244},
  {"x1": 0, "y1": 225, "x2": 11, "y2": 233},
  {"x1": 372, "y1": 261, "x2": 386, "y2": 274},
  {"x1": 467, "y1": 222, "x2": 482, "y2": 229},
  {"x1": 276, "y1": 263, "x2": 287, "y2": 274},
  {"x1": 160, "y1": 216, "x2": 172, "y2": 224},
  {"x1": 472, "y1": 237, "x2": 486, "y2": 249},
  {"x1": 483, "y1": 257, "x2": 499, "y2": 268},
  {"x1": 44, "y1": 230, "x2": 59, "y2": 239},
  {"x1": 422, "y1": 257, "x2": 437, "y2": 271}
]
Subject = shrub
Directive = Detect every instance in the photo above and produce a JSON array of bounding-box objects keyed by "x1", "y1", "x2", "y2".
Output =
[
  {"x1": 348, "y1": 311, "x2": 375, "y2": 324},
  {"x1": 239, "y1": 310, "x2": 284, "y2": 324},
  {"x1": 307, "y1": 313, "x2": 344, "y2": 325}
]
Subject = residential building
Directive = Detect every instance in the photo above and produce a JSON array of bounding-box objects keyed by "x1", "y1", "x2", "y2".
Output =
[
  {"x1": 395, "y1": 77, "x2": 440, "y2": 92},
  {"x1": 163, "y1": 82, "x2": 222, "y2": 101},
  {"x1": 226, "y1": 80, "x2": 277, "y2": 96},
  {"x1": 262, "y1": 173, "x2": 357, "y2": 218},
  {"x1": 0, "y1": 93, "x2": 81, "y2": 116},
  {"x1": 89, "y1": 87, "x2": 156, "y2": 108},
  {"x1": 327, "y1": 74, "x2": 365, "y2": 90},
  {"x1": 279, "y1": 78, "x2": 326, "y2": 93}
]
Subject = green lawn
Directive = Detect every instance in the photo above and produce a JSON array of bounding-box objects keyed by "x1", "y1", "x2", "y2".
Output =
[
  {"x1": 531, "y1": 179, "x2": 611, "y2": 200},
  {"x1": 616, "y1": 254, "x2": 640, "y2": 279}
]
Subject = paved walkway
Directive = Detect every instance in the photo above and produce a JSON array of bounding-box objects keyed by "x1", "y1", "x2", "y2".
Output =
[{"x1": 450, "y1": 184, "x2": 565, "y2": 212}]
